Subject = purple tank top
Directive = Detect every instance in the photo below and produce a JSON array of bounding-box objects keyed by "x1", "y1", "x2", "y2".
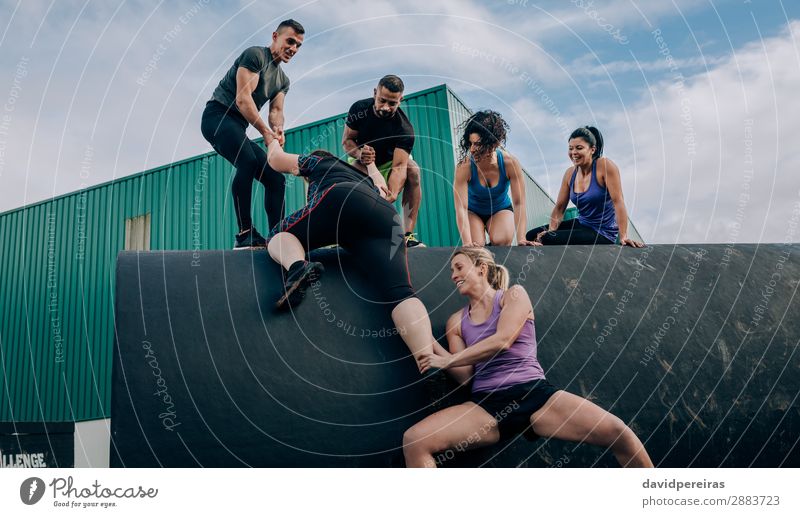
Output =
[
  {"x1": 460, "y1": 290, "x2": 545, "y2": 393},
  {"x1": 569, "y1": 159, "x2": 619, "y2": 243}
]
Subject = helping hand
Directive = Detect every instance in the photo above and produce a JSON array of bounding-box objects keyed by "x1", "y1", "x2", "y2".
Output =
[
  {"x1": 262, "y1": 127, "x2": 278, "y2": 146},
  {"x1": 359, "y1": 145, "x2": 376, "y2": 165},
  {"x1": 418, "y1": 352, "x2": 451, "y2": 374},
  {"x1": 273, "y1": 126, "x2": 286, "y2": 147}
]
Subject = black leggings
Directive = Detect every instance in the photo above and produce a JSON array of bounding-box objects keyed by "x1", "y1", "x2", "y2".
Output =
[
  {"x1": 526, "y1": 218, "x2": 614, "y2": 245},
  {"x1": 200, "y1": 101, "x2": 285, "y2": 232},
  {"x1": 272, "y1": 181, "x2": 415, "y2": 307}
]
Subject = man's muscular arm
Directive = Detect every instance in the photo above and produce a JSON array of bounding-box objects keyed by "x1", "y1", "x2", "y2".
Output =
[{"x1": 234, "y1": 67, "x2": 273, "y2": 139}]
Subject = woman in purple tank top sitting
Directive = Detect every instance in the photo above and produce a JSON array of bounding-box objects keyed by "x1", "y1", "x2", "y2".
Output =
[
  {"x1": 526, "y1": 126, "x2": 644, "y2": 247},
  {"x1": 403, "y1": 247, "x2": 653, "y2": 467}
]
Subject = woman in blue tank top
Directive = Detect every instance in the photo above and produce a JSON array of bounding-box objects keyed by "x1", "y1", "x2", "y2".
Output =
[
  {"x1": 453, "y1": 111, "x2": 538, "y2": 246},
  {"x1": 402, "y1": 247, "x2": 653, "y2": 468},
  {"x1": 527, "y1": 126, "x2": 644, "y2": 247}
]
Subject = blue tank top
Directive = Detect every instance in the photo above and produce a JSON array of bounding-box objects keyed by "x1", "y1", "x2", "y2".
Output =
[
  {"x1": 467, "y1": 150, "x2": 513, "y2": 216},
  {"x1": 569, "y1": 159, "x2": 619, "y2": 242},
  {"x1": 460, "y1": 290, "x2": 545, "y2": 393}
]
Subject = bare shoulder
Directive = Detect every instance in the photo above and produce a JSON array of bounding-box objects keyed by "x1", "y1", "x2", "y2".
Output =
[
  {"x1": 446, "y1": 310, "x2": 463, "y2": 334},
  {"x1": 500, "y1": 285, "x2": 530, "y2": 307},
  {"x1": 501, "y1": 151, "x2": 522, "y2": 174},
  {"x1": 501, "y1": 150, "x2": 519, "y2": 166},
  {"x1": 596, "y1": 156, "x2": 619, "y2": 187},
  {"x1": 454, "y1": 160, "x2": 471, "y2": 180},
  {"x1": 501, "y1": 285, "x2": 535, "y2": 319},
  {"x1": 596, "y1": 156, "x2": 619, "y2": 173}
]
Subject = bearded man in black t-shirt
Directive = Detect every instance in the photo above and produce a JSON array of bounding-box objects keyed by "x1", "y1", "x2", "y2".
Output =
[{"x1": 342, "y1": 75, "x2": 425, "y2": 247}]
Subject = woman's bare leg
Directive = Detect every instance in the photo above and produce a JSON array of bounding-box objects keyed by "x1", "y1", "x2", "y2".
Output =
[
  {"x1": 486, "y1": 210, "x2": 515, "y2": 246},
  {"x1": 391, "y1": 298, "x2": 438, "y2": 368},
  {"x1": 531, "y1": 390, "x2": 653, "y2": 467},
  {"x1": 267, "y1": 232, "x2": 305, "y2": 268},
  {"x1": 403, "y1": 402, "x2": 500, "y2": 467},
  {"x1": 467, "y1": 212, "x2": 487, "y2": 246}
]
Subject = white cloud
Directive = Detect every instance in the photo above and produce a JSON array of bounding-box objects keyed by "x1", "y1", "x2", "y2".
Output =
[
  {"x1": 572, "y1": 53, "x2": 728, "y2": 76},
  {"x1": 603, "y1": 20, "x2": 800, "y2": 244},
  {"x1": 1, "y1": 0, "x2": 797, "y2": 247}
]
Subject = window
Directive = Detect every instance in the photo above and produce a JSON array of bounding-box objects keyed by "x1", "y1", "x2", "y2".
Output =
[{"x1": 124, "y1": 213, "x2": 151, "y2": 251}]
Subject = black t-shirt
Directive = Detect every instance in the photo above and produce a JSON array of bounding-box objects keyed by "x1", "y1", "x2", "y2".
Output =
[
  {"x1": 345, "y1": 98, "x2": 414, "y2": 166},
  {"x1": 298, "y1": 155, "x2": 377, "y2": 200},
  {"x1": 210, "y1": 46, "x2": 290, "y2": 112}
]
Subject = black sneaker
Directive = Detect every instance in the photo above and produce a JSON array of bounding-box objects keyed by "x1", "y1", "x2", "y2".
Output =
[
  {"x1": 275, "y1": 260, "x2": 324, "y2": 310},
  {"x1": 234, "y1": 228, "x2": 267, "y2": 250},
  {"x1": 405, "y1": 232, "x2": 425, "y2": 248}
]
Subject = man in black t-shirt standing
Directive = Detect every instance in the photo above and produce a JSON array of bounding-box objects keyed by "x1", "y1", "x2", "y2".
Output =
[
  {"x1": 343, "y1": 75, "x2": 424, "y2": 247},
  {"x1": 201, "y1": 19, "x2": 304, "y2": 249}
]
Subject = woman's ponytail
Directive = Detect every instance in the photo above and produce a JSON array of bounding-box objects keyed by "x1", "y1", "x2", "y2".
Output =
[{"x1": 487, "y1": 263, "x2": 509, "y2": 290}]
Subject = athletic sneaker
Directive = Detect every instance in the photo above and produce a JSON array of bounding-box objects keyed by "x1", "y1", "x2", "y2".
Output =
[
  {"x1": 234, "y1": 228, "x2": 267, "y2": 250},
  {"x1": 405, "y1": 232, "x2": 425, "y2": 248},
  {"x1": 275, "y1": 260, "x2": 324, "y2": 310}
]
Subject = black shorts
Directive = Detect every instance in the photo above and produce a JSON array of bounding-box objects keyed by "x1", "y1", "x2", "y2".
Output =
[
  {"x1": 470, "y1": 207, "x2": 513, "y2": 225},
  {"x1": 470, "y1": 378, "x2": 559, "y2": 441}
]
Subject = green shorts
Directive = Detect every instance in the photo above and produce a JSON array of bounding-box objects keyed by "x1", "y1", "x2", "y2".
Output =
[
  {"x1": 347, "y1": 155, "x2": 415, "y2": 182},
  {"x1": 346, "y1": 156, "x2": 394, "y2": 181}
]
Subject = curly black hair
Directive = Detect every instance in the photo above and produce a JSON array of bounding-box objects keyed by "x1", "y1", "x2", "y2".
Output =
[{"x1": 458, "y1": 110, "x2": 509, "y2": 161}]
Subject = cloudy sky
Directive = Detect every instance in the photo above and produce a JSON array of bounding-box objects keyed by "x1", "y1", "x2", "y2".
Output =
[{"x1": 1, "y1": 0, "x2": 798, "y2": 244}]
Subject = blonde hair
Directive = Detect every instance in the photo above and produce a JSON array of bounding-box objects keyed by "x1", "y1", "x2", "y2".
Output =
[{"x1": 451, "y1": 247, "x2": 509, "y2": 290}]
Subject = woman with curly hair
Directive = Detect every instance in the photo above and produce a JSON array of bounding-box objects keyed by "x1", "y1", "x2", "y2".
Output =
[{"x1": 453, "y1": 110, "x2": 537, "y2": 247}]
